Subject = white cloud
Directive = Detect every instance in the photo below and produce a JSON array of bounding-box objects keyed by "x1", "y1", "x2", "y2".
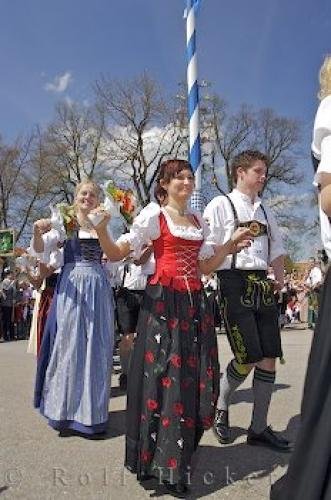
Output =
[{"x1": 44, "y1": 71, "x2": 73, "y2": 93}]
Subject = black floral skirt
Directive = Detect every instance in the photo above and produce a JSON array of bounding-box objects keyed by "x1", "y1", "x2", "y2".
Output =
[{"x1": 125, "y1": 283, "x2": 220, "y2": 484}]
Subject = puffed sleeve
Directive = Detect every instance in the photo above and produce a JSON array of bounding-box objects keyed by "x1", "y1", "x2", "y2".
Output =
[
  {"x1": 192, "y1": 212, "x2": 215, "y2": 260},
  {"x1": 116, "y1": 202, "x2": 161, "y2": 258},
  {"x1": 29, "y1": 228, "x2": 61, "y2": 263},
  {"x1": 312, "y1": 96, "x2": 331, "y2": 183},
  {"x1": 203, "y1": 196, "x2": 227, "y2": 246}
]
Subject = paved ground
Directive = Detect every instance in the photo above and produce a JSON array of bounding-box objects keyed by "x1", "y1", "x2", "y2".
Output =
[{"x1": 0, "y1": 325, "x2": 312, "y2": 500}]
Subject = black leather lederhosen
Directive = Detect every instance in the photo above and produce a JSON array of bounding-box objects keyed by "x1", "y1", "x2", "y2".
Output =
[{"x1": 217, "y1": 195, "x2": 282, "y2": 364}]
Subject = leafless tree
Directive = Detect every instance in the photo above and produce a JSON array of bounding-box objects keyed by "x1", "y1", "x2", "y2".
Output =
[
  {"x1": 42, "y1": 100, "x2": 109, "y2": 203},
  {"x1": 205, "y1": 101, "x2": 302, "y2": 195},
  {"x1": 95, "y1": 73, "x2": 188, "y2": 207},
  {"x1": 0, "y1": 132, "x2": 53, "y2": 243}
]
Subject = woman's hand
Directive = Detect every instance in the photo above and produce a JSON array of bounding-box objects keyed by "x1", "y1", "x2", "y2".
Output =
[
  {"x1": 88, "y1": 207, "x2": 111, "y2": 231},
  {"x1": 228, "y1": 227, "x2": 252, "y2": 254},
  {"x1": 34, "y1": 219, "x2": 52, "y2": 235}
]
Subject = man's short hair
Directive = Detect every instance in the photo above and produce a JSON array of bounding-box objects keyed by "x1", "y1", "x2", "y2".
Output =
[{"x1": 231, "y1": 150, "x2": 269, "y2": 184}]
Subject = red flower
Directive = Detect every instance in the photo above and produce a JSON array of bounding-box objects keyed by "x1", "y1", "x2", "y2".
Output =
[
  {"x1": 201, "y1": 320, "x2": 208, "y2": 333},
  {"x1": 187, "y1": 355, "x2": 198, "y2": 369},
  {"x1": 147, "y1": 399, "x2": 158, "y2": 411},
  {"x1": 184, "y1": 417, "x2": 195, "y2": 429},
  {"x1": 161, "y1": 376, "x2": 172, "y2": 388},
  {"x1": 167, "y1": 458, "x2": 178, "y2": 469},
  {"x1": 188, "y1": 306, "x2": 196, "y2": 318},
  {"x1": 199, "y1": 382, "x2": 206, "y2": 391},
  {"x1": 202, "y1": 416, "x2": 213, "y2": 429},
  {"x1": 141, "y1": 450, "x2": 152, "y2": 463},
  {"x1": 206, "y1": 367, "x2": 213, "y2": 379},
  {"x1": 172, "y1": 402, "x2": 184, "y2": 416},
  {"x1": 155, "y1": 301, "x2": 165, "y2": 314},
  {"x1": 144, "y1": 351, "x2": 155, "y2": 364},
  {"x1": 170, "y1": 354, "x2": 182, "y2": 369},
  {"x1": 162, "y1": 417, "x2": 171, "y2": 428},
  {"x1": 168, "y1": 318, "x2": 178, "y2": 330},
  {"x1": 180, "y1": 320, "x2": 190, "y2": 332}
]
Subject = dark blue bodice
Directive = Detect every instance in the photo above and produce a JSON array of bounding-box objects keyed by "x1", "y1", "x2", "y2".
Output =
[{"x1": 63, "y1": 238, "x2": 103, "y2": 265}]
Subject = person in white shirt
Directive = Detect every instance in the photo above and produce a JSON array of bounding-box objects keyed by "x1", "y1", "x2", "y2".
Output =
[
  {"x1": 204, "y1": 149, "x2": 291, "y2": 452},
  {"x1": 271, "y1": 55, "x2": 331, "y2": 500},
  {"x1": 116, "y1": 244, "x2": 153, "y2": 391},
  {"x1": 305, "y1": 259, "x2": 323, "y2": 328}
]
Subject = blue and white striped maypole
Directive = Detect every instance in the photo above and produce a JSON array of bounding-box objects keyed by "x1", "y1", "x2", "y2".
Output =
[{"x1": 185, "y1": 0, "x2": 203, "y2": 212}]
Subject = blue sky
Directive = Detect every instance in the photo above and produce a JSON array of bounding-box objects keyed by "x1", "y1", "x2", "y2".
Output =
[
  {"x1": 1, "y1": 0, "x2": 330, "y2": 255},
  {"x1": 1, "y1": 0, "x2": 330, "y2": 139}
]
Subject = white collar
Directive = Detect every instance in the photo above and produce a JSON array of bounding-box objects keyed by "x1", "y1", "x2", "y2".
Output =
[{"x1": 231, "y1": 188, "x2": 261, "y2": 207}]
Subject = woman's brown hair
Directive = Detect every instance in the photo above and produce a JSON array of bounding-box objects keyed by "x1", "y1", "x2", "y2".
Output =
[{"x1": 154, "y1": 159, "x2": 193, "y2": 205}]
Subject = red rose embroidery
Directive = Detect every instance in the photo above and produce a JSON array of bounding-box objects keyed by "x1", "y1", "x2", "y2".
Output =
[
  {"x1": 162, "y1": 417, "x2": 171, "y2": 428},
  {"x1": 199, "y1": 382, "x2": 206, "y2": 391},
  {"x1": 141, "y1": 450, "x2": 152, "y2": 463},
  {"x1": 188, "y1": 306, "x2": 196, "y2": 318},
  {"x1": 184, "y1": 417, "x2": 195, "y2": 429},
  {"x1": 202, "y1": 416, "x2": 213, "y2": 429},
  {"x1": 201, "y1": 320, "x2": 208, "y2": 333},
  {"x1": 170, "y1": 354, "x2": 182, "y2": 368},
  {"x1": 180, "y1": 320, "x2": 190, "y2": 332},
  {"x1": 168, "y1": 318, "x2": 178, "y2": 330},
  {"x1": 147, "y1": 399, "x2": 158, "y2": 411},
  {"x1": 161, "y1": 376, "x2": 172, "y2": 388},
  {"x1": 187, "y1": 355, "x2": 198, "y2": 369},
  {"x1": 172, "y1": 402, "x2": 184, "y2": 416},
  {"x1": 167, "y1": 458, "x2": 178, "y2": 469},
  {"x1": 155, "y1": 301, "x2": 165, "y2": 314},
  {"x1": 144, "y1": 351, "x2": 155, "y2": 364},
  {"x1": 206, "y1": 367, "x2": 213, "y2": 379}
]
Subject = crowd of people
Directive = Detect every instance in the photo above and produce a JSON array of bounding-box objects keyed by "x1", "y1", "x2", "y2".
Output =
[
  {"x1": 1, "y1": 55, "x2": 331, "y2": 499},
  {"x1": 0, "y1": 270, "x2": 34, "y2": 342}
]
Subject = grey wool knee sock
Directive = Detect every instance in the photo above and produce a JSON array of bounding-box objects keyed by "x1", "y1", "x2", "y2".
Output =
[
  {"x1": 218, "y1": 359, "x2": 250, "y2": 411},
  {"x1": 250, "y1": 367, "x2": 276, "y2": 434}
]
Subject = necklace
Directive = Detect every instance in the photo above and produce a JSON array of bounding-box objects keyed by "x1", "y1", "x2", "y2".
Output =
[{"x1": 165, "y1": 205, "x2": 188, "y2": 217}]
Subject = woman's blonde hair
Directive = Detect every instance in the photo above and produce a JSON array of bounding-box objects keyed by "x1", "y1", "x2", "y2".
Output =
[
  {"x1": 74, "y1": 179, "x2": 102, "y2": 203},
  {"x1": 318, "y1": 55, "x2": 331, "y2": 100}
]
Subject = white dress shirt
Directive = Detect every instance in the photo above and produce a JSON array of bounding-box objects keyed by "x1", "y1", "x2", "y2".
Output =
[{"x1": 203, "y1": 189, "x2": 285, "y2": 270}]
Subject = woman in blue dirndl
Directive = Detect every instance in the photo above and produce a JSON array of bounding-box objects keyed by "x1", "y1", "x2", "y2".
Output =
[{"x1": 34, "y1": 180, "x2": 122, "y2": 436}]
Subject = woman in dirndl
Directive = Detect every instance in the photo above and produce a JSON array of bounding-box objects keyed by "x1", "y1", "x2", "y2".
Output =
[
  {"x1": 34, "y1": 180, "x2": 123, "y2": 436},
  {"x1": 271, "y1": 55, "x2": 331, "y2": 500},
  {"x1": 117, "y1": 159, "x2": 251, "y2": 496}
]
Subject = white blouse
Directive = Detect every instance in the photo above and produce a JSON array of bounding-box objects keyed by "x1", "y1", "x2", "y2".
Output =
[
  {"x1": 117, "y1": 202, "x2": 215, "y2": 261},
  {"x1": 312, "y1": 96, "x2": 331, "y2": 259}
]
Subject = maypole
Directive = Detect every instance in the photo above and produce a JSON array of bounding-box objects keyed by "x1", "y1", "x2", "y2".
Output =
[{"x1": 185, "y1": 0, "x2": 203, "y2": 211}]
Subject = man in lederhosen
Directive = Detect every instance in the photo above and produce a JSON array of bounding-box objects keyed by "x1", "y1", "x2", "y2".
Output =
[{"x1": 204, "y1": 150, "x2": 291, "y2": 452}]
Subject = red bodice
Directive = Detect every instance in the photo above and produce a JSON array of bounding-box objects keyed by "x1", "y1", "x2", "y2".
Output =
[{"x1": 149, "y1": 213, "x2": 203, "y2": 291}]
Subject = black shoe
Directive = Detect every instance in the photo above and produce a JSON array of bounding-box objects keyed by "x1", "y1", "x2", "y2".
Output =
[
  {"x1": 163, "y1": 481, "x2": 189, "y2": 498},
  {"x1": 213, "y1": 409, "x2": 230, "y2": 444},
  {"x1": 247, "y1": 426, "x2": 292, "y2": 452},
  {"x1": 119, "y1": 373, "x2": 127, "y2": 391}
]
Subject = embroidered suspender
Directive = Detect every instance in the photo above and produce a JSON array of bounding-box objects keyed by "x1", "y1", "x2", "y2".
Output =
[{"x1": 224, "y1": 195, "x2": 271, "y2": 269}]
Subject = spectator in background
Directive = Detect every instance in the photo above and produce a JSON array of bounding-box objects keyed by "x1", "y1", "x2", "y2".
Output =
[{"x1": 0, "y1": 270, "x2": 17, "y2": 341}]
